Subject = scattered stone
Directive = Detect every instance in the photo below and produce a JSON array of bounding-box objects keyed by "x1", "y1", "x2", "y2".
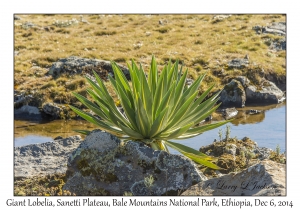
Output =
[
  {"x1": 219, "y1": 79, "x2": 246, "y2": 108},
  {"x1": 253, "y1": 22, "x2": 286, "y2": 36},
  {"x1": 48, "y1": 56, "x2": 130, "y2": 80},
  {"x1": 228, "y1": 58, "x2": 249, "y2": 69},
  {"x1": 212, "y1": 15, "x2": 232, "y2": 22},
  {"x1": 42, "y1": 102, "x2": 63, "y2": 118},
  {"x1": 245, "y1": 80, "x2": 285, "y2": 104},
  {"x1": 182, "y1": 159, "x2": 286, "y2": 196},
  {"x1": 63, "y1": 130, "x2": 206, "y2": 196},
  {"x1": 246, "y1": 109, "x2": 262, "y2": 115},
  {"x1": 14, "y1": 15, "x2": 21, "y2": 20},
  {"x1": 186, "y1": 78, "x2": 194, "y2": 87},
  {"x1": 158, "y1": 19, "x2": 168, "y2": 25},
  {"x1": 254, "y1": 147, "x2": 273, "y2": 160},
  {"x1": 14, "y1": 91, "x2": 33, "y2": 108},
  {"x1": 269, "y1": 37, "x2": 286, "y2": 51},
  {"x1": 220, "y1": 107, "x2": 238, "y2": 120},
  {"x1": 54, "y1": 136, "x2": 64, "y2": 140},
  {"x1": 14, "y1": 51, "x2": 19, "y2": 56},
  {"x1": 14, "y1": 135, "x2": 82, "y2": 179},
  {"x1": 22, "y1": 22, "x2": 36, "y2": 29}
]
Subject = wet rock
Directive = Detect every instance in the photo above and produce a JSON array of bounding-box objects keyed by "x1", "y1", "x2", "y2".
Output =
[
  {"x1": 246, "y1": 109, "x2": 262, "y2": 115},
  {"x1": 14, "y1": 135, "x2": 82, "y2": 179},
  {"x1": 48, "y1": 56, "x2": 130, "y2": 80},
  {"x1": 245, "y1": 80, "x2": 285, "y2": 105},
  {"x1": 228, "y1": 58, "x2": 249, "y2": 69},
  {"x1": 220, "y1": 107, "x2": 238, "y2": 120},
  {"x1": 219, "y1": 79, "x2": 246, "y2": 108},
  {"x1": 14, "y1": 105, "x2": 42, "y2": 120},
  {"x1": 63, "y1": 130, "x2": 205, "y2": 196},
  {"x1": 182, "y1": 159, "x2": 286, "y2": 196},
  {"x1": 42, "y1": 102, "x2": 63, "y2": 118}
]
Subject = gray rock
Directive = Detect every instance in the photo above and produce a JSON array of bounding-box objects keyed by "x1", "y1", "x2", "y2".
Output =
[
  {"x1": 48, "y1": 56, "x2": 130, "y2": 80},
  {"x1": 228, "y1": 58, "x2": 249, "y2": 69},
  {"x1": 14, "y1": 135, "x2": 82, "y2": 179},
  {"x1": 254, "y1": 147, "x2": 273, "y2": 160},
  {"x1": 270, "y1": 37, "x2": 286, "y2": 51},
  {"x1": 14, "y1": 91, "x2": 33, "y2": 108},
  {"x1": 42, "y1": 102, "x2": 63, "y2": 118},
  {"x1": 235, "y1": 76, "x2": 250, "y2": 87},
  {"x1": 63, "y1": 130, "x2": 206, "y2": 196},
  {"x1": 245, "y1": 80, "x2": 285, "y2": 104},
  {"x1": 219, "y1": 79, "x2": 246, "y2": 108},
  {"x1": 220, "y1": 107, "x2": 238, "y2": 120},
  {"x1": 253, "y1": 22, "x2": 286, "y2": 36},
  {"x1": 14, "y1": 15, "x2": 21, "y2": 20},
  {"x1": 224, "y1": 144, "x2": 237, "y2": 156},
  {"x1": 14, "y1": 105, "x2": 42, "y2": 120},
  {"x1": 22, "y1": 22, "x2": 36, "y2": 29},
  {"x1": 181, "y1": 159, "x2": 286, "y2": 196}
]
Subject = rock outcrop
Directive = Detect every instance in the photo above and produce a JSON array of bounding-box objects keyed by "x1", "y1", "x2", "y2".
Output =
[
  {"x1": 181, "y1": 159, "x2": 286, "y2": 196},
  {"x1": 245, "y1": 80, "x2": 285, "y2": 104},
  {"x1": 63, "y1": 130, "x2": 206, "y2": 196},
  {"x1": 219, "y1": 77, "x2": 285, "y2": 107},
  {"x1": 48, "y1": 56, "x2": 130, "y2": 80},
  {"x1": 42, "y1": 102, "x2": 63, "y2": 118},
  {"x1": 14, "y1": 135, "x2": 82, "y2": 179},
  {"x1": 14, "y1": 105, "x2": 42, "y2": 121},
  {"x1": 219, "y1": 79, "x2": 246, "y2": 108}
]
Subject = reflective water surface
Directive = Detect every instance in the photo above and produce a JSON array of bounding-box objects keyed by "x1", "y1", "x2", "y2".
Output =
[{"x1": 14, "y1": 102, "x2": 286, "y2": 152}]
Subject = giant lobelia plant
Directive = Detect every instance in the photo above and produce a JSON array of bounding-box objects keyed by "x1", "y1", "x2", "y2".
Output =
[{"x1": 69, "y1": 56, "x2": 229, "y2": 169}]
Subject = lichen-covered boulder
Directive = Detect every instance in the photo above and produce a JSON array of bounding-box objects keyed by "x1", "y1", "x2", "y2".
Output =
[
  {"x1": 14, "y1": 135, "x2": 82, "y2": 179},
  {"x1": 219, "y1": 79, "x2": 246, "y2": 108},
  {"x1": 63, "y1": 130, "x2": 206, "y2": 196},
  {"x1": 245, "y1": 80, "x2": 285, "y2": 104},
  {"x1": 48, "y1": 56, "x2": 130, "y2": 80},
  {"x1": 181, "y1": 159, "x2": 286, "y2": 196},
  {"x1": 42, "y1": 102, "x2": 63, "y2": 118}
]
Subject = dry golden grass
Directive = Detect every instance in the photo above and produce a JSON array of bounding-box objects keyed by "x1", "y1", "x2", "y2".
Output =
[{"x1": 14, "y1": 14, "x2": 286, "y2": 111}]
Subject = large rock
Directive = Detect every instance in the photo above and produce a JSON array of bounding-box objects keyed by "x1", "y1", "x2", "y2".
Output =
[
  {"x1": 63, "y1": 130, "x2": 206, "y2": 196},
  {"x1": 14, "y1": 136, "x2": 82, "y2": 179},
  {"x1": 245, "y1": 81, "x2": 285, "y2": 104},
  {"x1": 14, "y1": 105, "x2": 42, "y2": 120},
  {"x1": 253, "y1": 22, "x2": 286, "y2": 36},
  {"x1": 181, "y1": 159, "x2": 286, "y2": 196},
  {"x1": 48, "y1": 56, "x2": 130, "y2": 80},
  {"x1": 42, "y1": 102, "x2": 63, "y2": 118},
  {"x1": 219, "y1": 79, "x2": 246, "y2": 108},
  {"x1": 228, "y1": 58, "x2": 249, "y2": 69}
]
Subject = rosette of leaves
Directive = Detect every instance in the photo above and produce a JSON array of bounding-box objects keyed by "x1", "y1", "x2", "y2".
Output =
[{"x1": 69, "y1": 56, "x2": 229, "y2": 169}]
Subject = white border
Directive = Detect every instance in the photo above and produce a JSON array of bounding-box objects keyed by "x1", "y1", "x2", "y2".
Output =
[{"x1": 2, "y1": 0, "x2": 297, "y2": 209}]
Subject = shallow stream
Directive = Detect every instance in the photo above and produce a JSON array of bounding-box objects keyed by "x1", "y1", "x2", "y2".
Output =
[{"x1": 14, "y1": 102, "x2": 286, "y2": 153}]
